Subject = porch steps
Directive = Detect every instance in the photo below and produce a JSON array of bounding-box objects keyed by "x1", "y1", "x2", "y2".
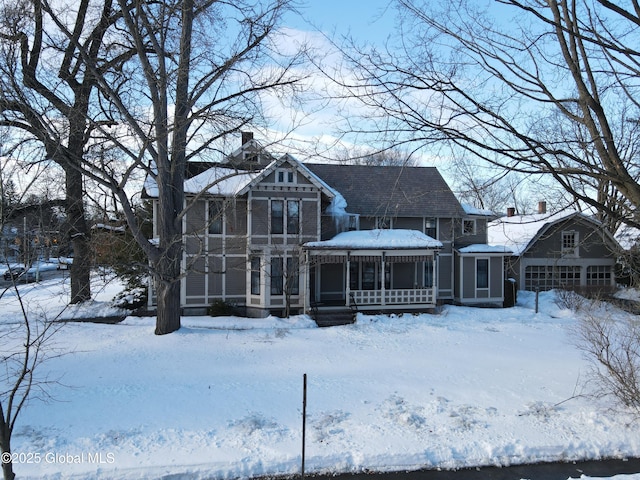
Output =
[{"x1": 312, "y1": 310, "x2": 356, "y2": 328}]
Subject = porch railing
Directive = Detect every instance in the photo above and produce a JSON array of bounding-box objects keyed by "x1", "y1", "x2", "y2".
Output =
[{"x1": 350, "y1": 288, "x2": 435, "y2": 307}]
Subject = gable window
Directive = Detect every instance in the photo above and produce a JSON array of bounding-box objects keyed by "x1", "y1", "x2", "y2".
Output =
[
  {"x1": 276, "y1": 169, "x2": 295, "y2": 184},
  {"x1": 271, "y1": 257, "x2": 284, "y2": 295},
  {"x1": 287, "y1": 200, "x2": 300, "y2": 235},
  {"x1": 562, "y1": 231, "x2": 578, "y2": 256},
  {"x1": 208, "y1": 200, "x2": 223, "y2": 235},
  {"x1": 251, "y1": 257, "x2": 261, "y2": 295},
  {"x1": 463, "y1": 219, "x2": 476, "y2": 235},
  {"x1": 477, "y1": 258, "x2": 489, "y2": 289},
  {"x1": 271, "y1": 200, "x2": 284, "y2": 234}
]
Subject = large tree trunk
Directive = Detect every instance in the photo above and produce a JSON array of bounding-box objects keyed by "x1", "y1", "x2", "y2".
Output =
[
  {"x1": 154, "y1": 240, "x2": 182, "y2": 335},
  {"x1": 155, "y1": 276, "x2": 181, "y2": 335},
  {"x1": 153, "y1": 185, "x2": 183, "y2": 335},
  {"x1": 64, "y1": 163, "x2": 92, "y2": 304}
]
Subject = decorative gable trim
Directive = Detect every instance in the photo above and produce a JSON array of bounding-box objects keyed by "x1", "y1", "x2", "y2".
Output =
[{"x1": 236, "y1": 154, "x2": 336, "y2": 200}]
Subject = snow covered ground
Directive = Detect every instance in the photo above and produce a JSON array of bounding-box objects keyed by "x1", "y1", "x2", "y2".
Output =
[{"x1": 1, "y1": 266, "x2": 640, "y2": 480}]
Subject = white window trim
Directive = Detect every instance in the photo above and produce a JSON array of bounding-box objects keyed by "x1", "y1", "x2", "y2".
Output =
[
  {"x1": 476, "y1": 257, "x2": 489, "y2": 290},
  {"x1": 561, "y1": 230, "x2": 579, "y2": 257},
  {"x1": 275, "y1": 168, "x2": 296, "y2": 184},
  {"x1": 463, "y1": 219, "x2": 476, "y2": 235},
  {"x1": 269, "y1": 198, "x2": 301, "y2": 237}
]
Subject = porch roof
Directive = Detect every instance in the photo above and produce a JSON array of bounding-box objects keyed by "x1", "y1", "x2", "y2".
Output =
[
  {"x1": 457, "y1": 244, "x2": 512, "y2": 254},
  {"x1": 304, "y1": 229, "x2": 442, "y2": 250}
]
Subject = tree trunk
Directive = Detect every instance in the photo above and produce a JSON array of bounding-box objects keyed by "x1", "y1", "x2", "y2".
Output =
[
  {"x1": 0, "y1": 411, "x2": 15, "y2": 480},
  {"x1": 64, "y1": 164, "x2": 91, "y2": 304},
  {"x1": 155, "y1": 276, "x2": 181, "y2": 335},
  {"x1": 153, "y1": 197, "x2": 182, "y2": 335},
  {"x1": 154, "y1": 240, "x2": 182, "y2": 334}
]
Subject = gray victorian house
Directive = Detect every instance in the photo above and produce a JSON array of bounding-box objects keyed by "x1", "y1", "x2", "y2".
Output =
[{"x1": 145, "y1": 134, "x2": 513, "y2": 321}]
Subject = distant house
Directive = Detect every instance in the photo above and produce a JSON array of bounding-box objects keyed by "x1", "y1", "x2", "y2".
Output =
[
  {"x1": 488, "y1": 203, "x2": 620, "y2": 293},
  {"x1": 145, "y1": 134, "x2": 513, "y2": 320}
]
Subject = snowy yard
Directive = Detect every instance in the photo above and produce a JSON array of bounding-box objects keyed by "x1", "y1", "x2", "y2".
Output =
[{"x1": 1, "y1": 268, "x2": 640, "y2": 480}]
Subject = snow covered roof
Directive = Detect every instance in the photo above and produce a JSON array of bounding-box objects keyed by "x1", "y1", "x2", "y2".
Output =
[
  {"x1": 462, "y1": 204, "x2": 495, "y2": 217},
  {"x1": 487, "y1": 210, "x2": 597, "y2": 256},
  {"x1": 457, "y1": 244, "x2": 512, "y2": 254},
  {"x1": 305, "y1": 229, "x2": 442, "y2": 250},
  {"x1": 144, "y1": 155, "x2": 338, "y2": 203},
  {"x1": 144, "y1": 166, "x2": 260, "y2": 198}
]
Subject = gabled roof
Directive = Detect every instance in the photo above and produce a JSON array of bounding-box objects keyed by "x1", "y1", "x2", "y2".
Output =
[
  {"x1": 487, "y1": 210, "x2": 616, "y2": 256},
  {"x1": 145, "y1": 155, "x2": 337, "y2": 200},
  {"x1": 304, "y1": 164, "x2": 465, "y2": 218},
  {"x1": 236, "y1": 154, "x2": 336, "y2": 199}
]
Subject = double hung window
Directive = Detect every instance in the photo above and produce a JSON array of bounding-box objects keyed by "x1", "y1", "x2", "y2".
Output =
[{"x1": 271, "y1": 200, "x2": 300, "y2": 235}]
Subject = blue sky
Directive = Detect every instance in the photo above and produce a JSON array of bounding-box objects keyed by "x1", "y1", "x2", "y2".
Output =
[{"x1": 286, "y1": 0, "x2": 397, "y2": 44}]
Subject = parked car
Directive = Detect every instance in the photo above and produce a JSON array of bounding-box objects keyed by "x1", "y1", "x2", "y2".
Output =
[
  {"x1": 57, "y1": 255, "x2": 73, "y2": 270},
  {"x1": 3, "y1": 267, "x2": 37, "y2": 282}
]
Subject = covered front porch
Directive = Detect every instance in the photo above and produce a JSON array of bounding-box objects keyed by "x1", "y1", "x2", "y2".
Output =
[{"x1": 303, "y1": 229, "x2": 442, "y2": 314}]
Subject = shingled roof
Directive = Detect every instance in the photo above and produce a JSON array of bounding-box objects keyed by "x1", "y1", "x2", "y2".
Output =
[{"x1": 305, "y1": 164, "x2": 465, "y2": 218}]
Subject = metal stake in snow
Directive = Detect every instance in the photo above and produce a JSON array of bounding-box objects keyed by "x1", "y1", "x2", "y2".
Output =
[{"x1": 302, "y1": 373, "x2": 307, "y2": 479}]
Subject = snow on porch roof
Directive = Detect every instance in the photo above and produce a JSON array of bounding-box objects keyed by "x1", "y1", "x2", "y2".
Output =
[{"x1": 305, "y1": 229, "x2": 443, "y2": 250}]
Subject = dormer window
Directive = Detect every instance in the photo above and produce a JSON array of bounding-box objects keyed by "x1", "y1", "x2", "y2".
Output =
[
  {"x1": 276, "y1": 169, "x2": 295, "y2": 184},
  {"x1": 562, "y1": 230, "x2": 578, "y2": 256}
]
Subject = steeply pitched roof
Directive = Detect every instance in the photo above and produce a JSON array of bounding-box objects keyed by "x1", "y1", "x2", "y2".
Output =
[
  {"x1": 236, "y1": 154, "x2": 336, "y2": 199},
  {"x1": 487, "y1": 210, "x2": 618, "y2": 256},
  {"x1": 304, "y1": 164, "x2": 465, "y2": 218}
]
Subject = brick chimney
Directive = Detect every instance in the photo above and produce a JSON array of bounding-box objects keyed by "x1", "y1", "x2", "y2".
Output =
[
  {"x1": 241, "y1": 131, "x2": 254, "y2": 146},
  {"x1": 507, "y1": 207, "x2": 515, "y2": 217},
  {"x1": 538, "y1": 201, "x2": 547, "y2": 214}
]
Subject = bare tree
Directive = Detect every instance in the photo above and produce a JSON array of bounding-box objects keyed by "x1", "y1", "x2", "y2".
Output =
[
  {"x1": 574, "y1": 308, "x2": 640, "y2": 418},
  {"x1": 326, "y1": 0, "x2": 640, "y2": 234},
  {"x1": 68, "y1": 0, "x2": 308, "y2": 334},
  {"x1": 0, "y1": 0, "x2": 130, "y2": 304},
  {"x1": 333, "y1": 146, "x2": 418, "y2": 167},
  {"x1": 0, "y1": 295, "x2": 61, "y2": 480},
  {"x1": 0, "y1": 157, "x2": 62, "y2": 480}
]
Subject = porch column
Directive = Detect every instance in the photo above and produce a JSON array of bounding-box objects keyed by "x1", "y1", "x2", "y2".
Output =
[
  {"x1": 346, "y1": 252, "x2": 351, "y2": 307},
  {"x1": 303, "y1": 250, "x2": 310, "y2": 313},
  {"x1": 432, "y1": 254, "x2": 437, "y2": 302},
  {"x1": 381, "y1": 252, "x2": 386, "y2": 306}
]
